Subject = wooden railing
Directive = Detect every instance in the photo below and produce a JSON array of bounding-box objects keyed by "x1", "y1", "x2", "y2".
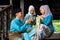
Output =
[{"x1": 0, "y1": 5, "x2": 12, "y2": 40}]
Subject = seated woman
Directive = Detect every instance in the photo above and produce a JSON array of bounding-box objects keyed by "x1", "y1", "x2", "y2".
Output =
[
  {"x1": 9, "y1": 8, "x2": 31, "y2": 40},
  {"x1": 24, "y1": 5, "x2": 36, "y2": 40},
  {"x1": 36, "y1": 5, "x2": 54, "y2": 40},
  {"x1": 24, "y1": 5, "x2": 36, "y2": 28}
]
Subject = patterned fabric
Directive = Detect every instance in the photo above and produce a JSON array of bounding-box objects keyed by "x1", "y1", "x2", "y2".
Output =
[
  {"x1": 36, "y1": 24, "x2": 52, "y2": 39},
  {"x1": 8, "y1": 32, "x2": 23, "y2": 40}
]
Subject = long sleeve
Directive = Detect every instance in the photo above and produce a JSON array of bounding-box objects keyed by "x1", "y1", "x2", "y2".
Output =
[
  {"x1": 10, "y1": 20, "x2": 28, "y2": 32},
  {"x1": 40, "y1": 15, "x2": 54, "y2": 32},
  {"x1": 41, "y1": 15, "x2": 52, "y2": 26}
]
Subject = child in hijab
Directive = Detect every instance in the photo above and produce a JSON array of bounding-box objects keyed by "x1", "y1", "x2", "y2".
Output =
[{"x1": 36, "y1": 5, "x2": 54, "y2": 40}]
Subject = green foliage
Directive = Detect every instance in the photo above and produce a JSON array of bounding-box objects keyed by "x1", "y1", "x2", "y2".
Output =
[{"x1": 52, "y1": 20, "x2": 60, "y2": 33}]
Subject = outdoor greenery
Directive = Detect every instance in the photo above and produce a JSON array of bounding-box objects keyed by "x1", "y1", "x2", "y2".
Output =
[{"x1": 53, "y1": 20, "x2": 60, "y2": 33}]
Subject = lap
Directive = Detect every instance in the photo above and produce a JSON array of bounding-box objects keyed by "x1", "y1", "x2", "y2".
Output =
[
  {"x1": 8, "y1": 32, "x2": 23, "y2": 40},
  {"x1": 37, "y1": 24, "x2": 53, "y2": 38}
]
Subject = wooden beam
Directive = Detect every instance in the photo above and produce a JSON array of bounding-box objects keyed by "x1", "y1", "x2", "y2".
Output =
[{"x1": 20, "y1": 0, "x2": 24, "y2": 17}]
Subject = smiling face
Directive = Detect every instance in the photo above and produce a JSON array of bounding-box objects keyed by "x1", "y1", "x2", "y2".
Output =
[
  {"x1": 40, "y1": 8, "x2": 45, "y2": 15},
  {"x1": 30, "y1": 9, "x2": 34, "y2": 15}
]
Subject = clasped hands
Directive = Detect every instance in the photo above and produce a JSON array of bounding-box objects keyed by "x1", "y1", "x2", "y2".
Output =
[{"x1": 25, "y1": 18, "x2": 34, "y2": 24}]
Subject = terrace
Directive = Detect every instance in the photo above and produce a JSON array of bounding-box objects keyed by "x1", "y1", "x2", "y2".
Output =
[{"x1": 0, "y1": 0, "x2": 60, "y2": 40}]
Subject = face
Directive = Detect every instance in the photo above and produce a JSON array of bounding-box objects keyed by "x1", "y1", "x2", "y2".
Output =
[
  {"x1": 30, "y1": 9, "x2": 34, "y2": 15},
  {"x1": 40, "y1": 8, "x2": 45, "y2": 15},
  {"x1": 16, "y1": 12, "x2": 23, "y2": 18}
]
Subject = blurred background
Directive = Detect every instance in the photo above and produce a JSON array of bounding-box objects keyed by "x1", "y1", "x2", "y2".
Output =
[{"x1": 0, "y1": 0, "x2": 60, "y2": 40}]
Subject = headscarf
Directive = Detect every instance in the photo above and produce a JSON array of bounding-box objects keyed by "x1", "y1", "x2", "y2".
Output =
[
  {"x1": 40, "y1": 5, "x2": 52, "y2": 18},
  {"x1": 28, "y1": 5, "x2": 36, "y2": 15}
]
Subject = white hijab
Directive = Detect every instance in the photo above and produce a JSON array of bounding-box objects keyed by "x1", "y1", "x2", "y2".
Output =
[
  {"x1": 40, "y1": 5, "x2": 52, "y2": 18},
  {"x1": 28, "y1": 5, "x2": 36, "y2": 15}
]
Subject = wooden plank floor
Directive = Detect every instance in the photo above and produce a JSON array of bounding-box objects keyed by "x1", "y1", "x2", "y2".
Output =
[
  {"x1": 0, "y1": 33, "x2": 60, "y2": 40},
  {"x1": 46, "y1": 33, "x2": 60, "y2": 39}
]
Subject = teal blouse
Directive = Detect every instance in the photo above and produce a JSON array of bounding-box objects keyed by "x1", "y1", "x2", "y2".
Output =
[{"x1": 40, "y1": 14, "x2": 54, "y2": 32}]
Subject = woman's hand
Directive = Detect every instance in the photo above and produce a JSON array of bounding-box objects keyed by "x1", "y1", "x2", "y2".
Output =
[
  {"x1": 30, "y1": 18, "x2": 34, "y2": 22},
  {"x1": 37, "y1": 15, "x2": 43, "y2": 20}
]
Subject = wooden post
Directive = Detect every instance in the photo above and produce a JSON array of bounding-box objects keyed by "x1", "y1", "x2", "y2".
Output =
[
  {"x1": 10, "y1": 0, "x2": 12, "y2": 5},
  {"x1": 20, "y1": 0, "x2": 24, "y2": 17}
]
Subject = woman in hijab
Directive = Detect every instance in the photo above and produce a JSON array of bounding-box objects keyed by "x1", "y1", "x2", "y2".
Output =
[
  {"x1": 24, "y1": 5, "x2": 36, "y2": 40},
  {"x1": 24, "y1": 5, "x2": 36, "y2": 27},
  {"x1": 36, "y1": 5, "x2": 54, "y2": 40},
  {"x1": 24, "y1": 5, "x2": 36, "y2": 32}
]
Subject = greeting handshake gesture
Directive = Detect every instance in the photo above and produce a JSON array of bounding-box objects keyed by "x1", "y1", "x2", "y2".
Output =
[{"x1": 25, "y1": 18, "x2": 34, "y2": 24}]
